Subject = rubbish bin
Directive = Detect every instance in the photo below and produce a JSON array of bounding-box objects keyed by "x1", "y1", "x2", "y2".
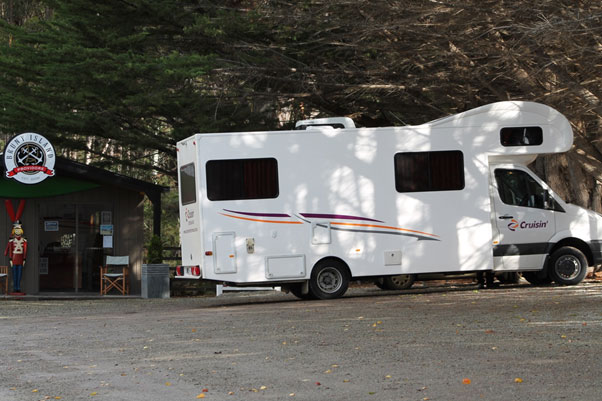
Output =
[{"x1": 141, "y1": 264, "x2": 170, "y2": 298}]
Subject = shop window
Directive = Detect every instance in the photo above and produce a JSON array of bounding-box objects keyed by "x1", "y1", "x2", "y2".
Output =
[
  {"x1": 500, "y1": 127, "x2": 543, "y2": 146},
  {"x1": 206, "y1": 158, "x2": 279, "y2": 201},
  {"x1": 179, "y1": 163, "x2": 196, "y2": 205},
  {"x1": 395, "y1": 151, "x2": 465, "y2": 192}
]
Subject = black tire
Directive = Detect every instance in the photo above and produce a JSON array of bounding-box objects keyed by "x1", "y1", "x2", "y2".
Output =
[
  {"x1": 308, "y1": 259, "x2": 350, "y2": 300},
  {"x1": 288, "y1": 283, "x2": 315, "y2": 300},
  {"x1": 382, "y1": 274, "x2": 415, "y2": 290},
  {"x1": 549, "y1": 246, "x2": 588, "y2": 285},
  {"x1": 522, "y1": 271, "x2": 553, "y2": 286}
]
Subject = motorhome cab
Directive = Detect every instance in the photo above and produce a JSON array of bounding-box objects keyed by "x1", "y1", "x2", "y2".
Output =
[{"x1": 176, "y1": 101, "x2": 602, "y2": 299}]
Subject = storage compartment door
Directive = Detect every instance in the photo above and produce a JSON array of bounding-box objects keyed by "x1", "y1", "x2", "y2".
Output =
[{"x1": 213, "y1": 232, "x2": 237, "y2": 274}]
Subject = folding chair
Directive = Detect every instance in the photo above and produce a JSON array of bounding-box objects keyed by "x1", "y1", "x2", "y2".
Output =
[
  {"x1": 100, "y1": 256, "x2": 129, "y2": 295},
  {"x1": 0, "y1": 266, "x2": 8, "y2": 294}
]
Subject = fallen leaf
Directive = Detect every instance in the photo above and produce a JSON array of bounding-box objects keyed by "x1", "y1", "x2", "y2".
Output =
[
  {"x1": 485, "y1": 330, "x2": 495, "y2": 334},
  {"x1": 202, "y1": 389, "x2": 209, "y2": 393},
  {"x1": 165, "y1": 382, "x2": 171, "y2": 386},
  {"x1": 316, "y1": 382, "x2": 321, "y2": 386},
  {"x1": 385, "y1": 375, "x2": 392, "y2": 379},
  {"x1": 196, "y1": 394, "x2": 205, "y2": 399},
  {"x1": 260, "y1": 386, "x2": 267, "y2": 390},
  {"x1": 514, "y1": 378, "x2": 523, "y2": 383},
  {"x1": 289, "y1": 393, "x2": 295, "y2": 397},
  {"x1": 90, "y1": 392, "x2": 97, "y2": 396},
  {"x1": 561, "y1": 335, "x2": 567, "y2": 339},
  {"x1": 343, "y1": 379, "x2": 350, "y2": 383},
  {"x1": 462, "y1": 378, "x2": 471, "y2": 384},
  {"x1": 228, "y1": 391, "x2": 235, "y2": 395},
  {"x1": 324, "y1": 369, "x2": 332, "y2": 374},
  {"x1": 32, "y1": 389, "x2": 38, "y2": 393}
]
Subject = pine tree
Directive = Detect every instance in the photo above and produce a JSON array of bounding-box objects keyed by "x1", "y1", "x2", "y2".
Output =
[{"x1": 0, "y1": 0, "x2": 273, "y2": 178}]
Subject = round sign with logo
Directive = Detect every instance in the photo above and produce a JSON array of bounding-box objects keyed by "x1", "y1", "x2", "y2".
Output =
[{"x1": 3, "y1": 133, "x2": 56, "y2": 185}]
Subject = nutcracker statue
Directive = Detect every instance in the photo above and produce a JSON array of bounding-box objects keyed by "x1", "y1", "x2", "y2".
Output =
[{"x1": 4, "y1": 221, "x2": 27, "y2": 294}]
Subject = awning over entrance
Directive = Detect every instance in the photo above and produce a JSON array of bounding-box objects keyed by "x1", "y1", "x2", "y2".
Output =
[{"x1": 0, "y1": 175, "x2": 100, "y2": 198}]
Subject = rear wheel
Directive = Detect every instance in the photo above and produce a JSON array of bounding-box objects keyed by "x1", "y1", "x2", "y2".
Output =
[
  {"x1": 309, "y1": 259, "x2": 350, "y2": 299},
  {"x1": 382, "y1": 274, "x2": 415, "y2": 290},
  {"x1": 549, "y1": 246, "x2": 588, "y2": 285}
]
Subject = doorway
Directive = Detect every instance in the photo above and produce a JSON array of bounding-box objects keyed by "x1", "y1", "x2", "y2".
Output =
[{"x1": 39, "y1": 203, "x2": 109, "y2": 292}]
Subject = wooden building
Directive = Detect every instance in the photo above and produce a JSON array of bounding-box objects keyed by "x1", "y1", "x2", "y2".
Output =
[{"x1": 1, "y1": 155, "x2": 167, "y2": 295}]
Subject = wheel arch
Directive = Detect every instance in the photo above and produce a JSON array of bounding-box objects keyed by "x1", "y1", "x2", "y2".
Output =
[
  {"x1": 550, "y1": 238, "x2": 593, "y2": 266},
  {"x1": 312, "y1": 256, "x2": 352, "y2": 277}
]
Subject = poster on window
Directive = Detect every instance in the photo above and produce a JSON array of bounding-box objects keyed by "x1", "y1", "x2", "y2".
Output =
[
  {"x1": 101, "y1": 211, "x2": 112, "y2": 225},
  {"x1": 100, "y1": 225, "x2": 113, "y2": 236},
  {"x1": 39, "y1": 257, "x2": 49, "y2": 275},
  {"x1": 103, "y1": 235, "x2": 113, "y2": 249},
  {"x1": 44, "y1": 221, "x2": 59, "y2": 232}
]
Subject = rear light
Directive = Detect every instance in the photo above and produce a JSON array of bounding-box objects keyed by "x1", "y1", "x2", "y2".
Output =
[
  {"x1": 192, "y1": 266, "x2": 201, "y2": 276},
  {"x1": 176, "y1": 266, "x2": 182, "y2": 276}
]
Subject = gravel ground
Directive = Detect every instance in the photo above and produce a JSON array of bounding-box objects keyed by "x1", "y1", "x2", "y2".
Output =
[{"x1": 1, "y1": 281, "x2": 602, "y2": 401}]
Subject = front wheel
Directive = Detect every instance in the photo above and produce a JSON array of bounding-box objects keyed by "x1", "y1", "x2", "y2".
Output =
[
  {"x1": 309, "y1": 259, "x2": 350, "y2": 300},
  {"x1": 549, "y1": 246, "x2": 588, "y2": 285}
]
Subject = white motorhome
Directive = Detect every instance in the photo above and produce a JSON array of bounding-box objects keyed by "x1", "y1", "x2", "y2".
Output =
[{"x1": 176, "y1": 101, "x2": 602, "y2": 299}]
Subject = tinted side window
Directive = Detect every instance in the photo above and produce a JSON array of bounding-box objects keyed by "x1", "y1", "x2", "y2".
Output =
[
  {"x1": 179, "y1": 163, "x2": 196, "y2": 205},
  {"x1": 500, "y1": 127, "x2": 543, "y2": 146},
  {"x1": 206, "y1": 158, "x2": 279, "y2": 201},
  {"x1": 395, "y1": 151, "x2": 465, "y2": 192}
]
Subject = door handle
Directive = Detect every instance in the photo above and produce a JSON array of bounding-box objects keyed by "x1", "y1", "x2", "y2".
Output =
[{"x1": 498, "y1": 215, "x2": 514, "y2": 220}]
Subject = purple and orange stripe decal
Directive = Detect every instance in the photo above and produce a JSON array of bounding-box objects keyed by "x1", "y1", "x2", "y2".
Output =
[
  {"x1": 330, "y1": 222, "x2": 439, "y2": 239},
  {"x1": 223, "y1": 209, "x2": 291, "y2": 218},
  {"x1": 220, "y1": 209, "x2": 439, "y2": 240},
  {"x1": 299, "y1": 213, "x2": 383, "y2": 223},
  {"x1": 220, "y1": 209, "x2": 302, "y2": 225}
]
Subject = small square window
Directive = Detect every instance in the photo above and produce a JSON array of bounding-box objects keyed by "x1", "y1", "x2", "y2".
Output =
[{"x1": 500, "y1": 127, "x2": 543, "y2": 146}]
